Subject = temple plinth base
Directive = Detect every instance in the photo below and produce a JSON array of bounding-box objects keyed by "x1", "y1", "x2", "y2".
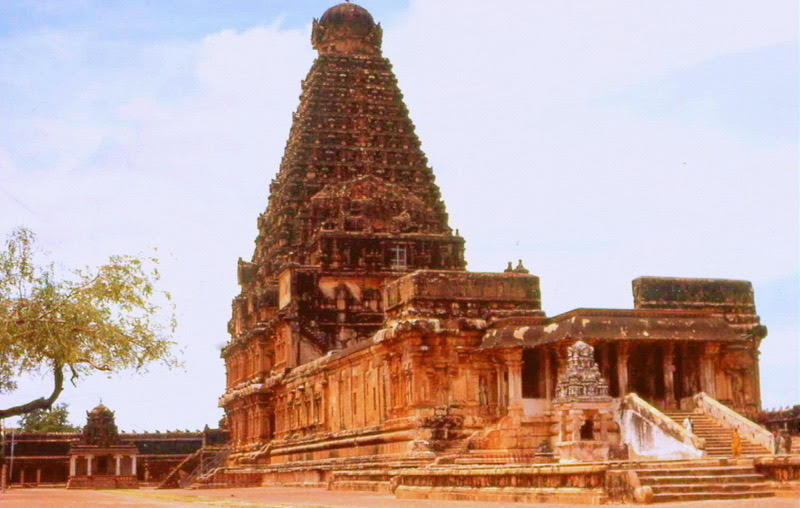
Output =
[{"x1": 556, "y1": 440, "x2": 610, "y2": 462}]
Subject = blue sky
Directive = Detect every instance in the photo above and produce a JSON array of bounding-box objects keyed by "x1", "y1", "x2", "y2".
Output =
[
  {"x1": 0, "y1": 0, "x2": 797, "y2": 430},
  {"x1": 0, "y1": 1, "x2": 408, "y2": 38}
]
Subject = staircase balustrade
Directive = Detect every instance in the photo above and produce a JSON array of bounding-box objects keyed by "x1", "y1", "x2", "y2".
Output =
[
  {"x1": 621, "y1": 393, "x2": 705, "y2": 450},
  {"x1": 178, "y1": 447, "x2": 231, "y2": 488},
  {"x1": 156, "y1": 448, "x2": 203, "y2": 489},
  {"x1": 692, "y1": 392, "x2": 774, "y2": 454}
]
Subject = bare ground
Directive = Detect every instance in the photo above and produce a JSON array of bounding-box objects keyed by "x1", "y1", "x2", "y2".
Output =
[{"x1": 0, "y1": 487, "x2": 798, "y2": 508}]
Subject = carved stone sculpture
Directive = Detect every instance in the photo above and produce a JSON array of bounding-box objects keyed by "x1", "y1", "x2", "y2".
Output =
[{"x1": 555, "y1": 341, "x2": 611, "y2": 402}]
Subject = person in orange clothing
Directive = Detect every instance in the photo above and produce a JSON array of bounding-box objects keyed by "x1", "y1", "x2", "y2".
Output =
[{"x1": 731, "y1": 428, "x2": 742, "y2": 457}]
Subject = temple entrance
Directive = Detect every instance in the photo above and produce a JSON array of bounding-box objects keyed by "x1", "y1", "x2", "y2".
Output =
[
  {"x1": 674, "y1": 342, "x2": 701, "y2": 402},
  {"x1": 521, "y1": 348, "x2": 553, "y2": 416},
  {"x1": 521, "y1": 349, "x2": 544, "y2": 398},
  {"x1": 628, "y1": 344, "x2": 664, "y2": 403},
  {"x1": 580, "y1": 419, "x2": 594, "y2": 440},
  {"x1": 96, "y1": 455, "x2": 110, "y2": 475}
]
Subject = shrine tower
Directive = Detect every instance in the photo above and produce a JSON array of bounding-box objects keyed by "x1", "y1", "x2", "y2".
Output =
[
  {"x1": 226, "y1": 2, "x2": 465, "y2": 373},
  {"x1": 243, "y1": 1, "x2": 463, "y2": 282}
]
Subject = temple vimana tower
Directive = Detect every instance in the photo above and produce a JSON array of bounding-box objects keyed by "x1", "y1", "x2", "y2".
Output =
[{"x1": 216, "y1": 3, "x2": 785, "y2": 502}]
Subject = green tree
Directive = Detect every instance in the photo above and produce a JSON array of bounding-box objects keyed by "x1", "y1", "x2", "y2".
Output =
[
  {"x1": 0, "y1": 228, "x2": 179, "y2": 419},
  {"x1": 18, "y1": 402, "x2": 81, "y2": 432}
]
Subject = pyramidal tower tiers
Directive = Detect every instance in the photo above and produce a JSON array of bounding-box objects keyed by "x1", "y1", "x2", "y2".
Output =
[
  {"x1": 220, "y1": 3, "x2": 770, "y2": 493},
  {"x1": 247, "y1": 2, "x2": 463, "y2": 281},
  {"x1": 228, "y1": 2, "x2": 465, "y2": 365}
]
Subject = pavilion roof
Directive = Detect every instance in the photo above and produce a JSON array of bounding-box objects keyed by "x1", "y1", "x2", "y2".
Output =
[{"x1": 480, "y1": 308, "x2": 743, "y2": 349}]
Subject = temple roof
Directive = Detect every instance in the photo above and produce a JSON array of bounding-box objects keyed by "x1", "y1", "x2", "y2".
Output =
[
  {"x1": 480, "y1": 308, "x2": 745, "y2": 349},
  {"x1": 88, "y1": 403, "x2": 112, "y2": 415},
  {"x1": 319, "y1": 2, "x2": 376, "y2": 36},
  {"x1": 312, "y1": 2, "x2": 382, "y2": 55}
]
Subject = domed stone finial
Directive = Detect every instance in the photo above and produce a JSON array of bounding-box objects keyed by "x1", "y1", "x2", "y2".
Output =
[
  {"x1": 514, "y1": 259, "x2": 530, "y2": 274},
  {"x1": 312, "y1": 2, "x2": 382, "y2": 55}
]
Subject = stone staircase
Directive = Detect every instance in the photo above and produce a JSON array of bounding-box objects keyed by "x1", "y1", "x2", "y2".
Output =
[
  {"x1": 633, "y1": 460, "x2": 775, "y2": 502},
  {"x1": 157, "y1": 446, "x2": 230, "y2": 489},
  {"x1": 327, "y1": 457, "x2": 432, "y2": 492},
  {"x1": 663, "y1": 411, "x2": 770, "y2": 457}
]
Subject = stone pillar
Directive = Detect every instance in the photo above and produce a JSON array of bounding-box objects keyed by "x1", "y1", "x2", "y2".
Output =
[
  {"x1": 86, "y1": 455, "x2": 93, "y2": 477},
  {"x1": 600, "y1": 343, "x2": 611, "y2": 384},
  {"x1": 36, "y1": 468, "x2": 41, "y2": 485},
  {"x1": 751, "y1": 344, "x2": 762, "y2": 411},
  {"x1": 569, "y1": 410, "x2": 582, "y2": 441},
  {"x1": 19, "y1": 469, "x2": 24, "y2": 485},
  {"x1": 617, "y1": 343, "x2": 630, "y2": 396},
  {"x1": 663, "y1": 343, "x2": 676, "y2": 408},
  {"x1": 115, "y1": 455, "x2": 121, "y2": 476},
  {"x1": 504, "y1": 351, "x2": 524, "y2": 419},
  {"x1": 69, "y1": 456, "x2": 76, "y2": 476},
  {"x1": 496, "y1": 364, "x2": 505, "y2": 408},
  {"x1": 599, "y1": 409, "x2": 609, "y2": 441},
  {"x1": 507, "y1": 361, "x2": 523, "y2": 407},
  {"x1": 131, "y1": 455, "x2": 137, "y2": 478},
  {"x1": 701, "y1": 343, "x2": 719, "y2": 398}
]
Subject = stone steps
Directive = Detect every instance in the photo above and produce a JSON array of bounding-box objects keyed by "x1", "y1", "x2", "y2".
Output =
[
  {"x1": 633, "y1": 459, "x2": 775, "y2": 503},
  {"x1": 662, "y1": 411, "x2": 770, "y2": 457},
  {"x1": 329, "y1": 464, "x2": 424, "y2": 492},
  {"x1": 638, "y1": 465, "x2": 757, "y2": 476},
  {"x1": 651, "y1": 482, "x2": 773, "y2": 493},
  {"x1": 651, "y1": 490, "x2": 775, "y2": 502},
  {"x1": 450, "y1": 450, "x2": 555, "y2": 466},
  {"x1": 329, "y1": 479, "x2": 392, "y2": 492},
  {"x1": 641, "y1": 473, "x2": 764, "y2": 485}
]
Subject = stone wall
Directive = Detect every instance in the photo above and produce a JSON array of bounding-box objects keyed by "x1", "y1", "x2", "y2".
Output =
[{"x1": 384, "y1": 270, "x2": 541, "y2": 319}]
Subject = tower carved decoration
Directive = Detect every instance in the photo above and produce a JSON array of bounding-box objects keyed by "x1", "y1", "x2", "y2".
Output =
[
  {"x1": 243, "y1": 1, "x2": 462, "y2": 284},
  {"x1": 222, "y1": 2, "x2": 466, "y2": 452},
  {"x1": 555, "y1": 341, "x2": 610, "y2": 403}
]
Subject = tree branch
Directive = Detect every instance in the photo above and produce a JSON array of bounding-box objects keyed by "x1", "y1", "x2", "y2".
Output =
[
  {"x1": 0, "y1": 362, "x2": 64, "y2": 419},
  {"x1": 76, "y1": 358, "x2": 112, "y2": 371}
]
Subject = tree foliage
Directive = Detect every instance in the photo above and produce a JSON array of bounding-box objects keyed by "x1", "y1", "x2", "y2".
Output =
[
  {"x1": 18, "y1": 402, "x2": 81, "y2": 433},
  {"x1": 0, "y1": 228, "x2": 179, "y2": 419}
]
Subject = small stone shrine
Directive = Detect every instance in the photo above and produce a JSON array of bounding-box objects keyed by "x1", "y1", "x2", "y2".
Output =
[
  {"x1": 553, "y1": 341, "x2": 616, "y2": 461},
  {"x1": 66, "y1": 404, "x2": 139, "y2": 489}
]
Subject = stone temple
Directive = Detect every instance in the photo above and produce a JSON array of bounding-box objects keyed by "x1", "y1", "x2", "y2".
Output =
[{"x1": 214, "y1": 2, "x2": 795, "y2": 503}]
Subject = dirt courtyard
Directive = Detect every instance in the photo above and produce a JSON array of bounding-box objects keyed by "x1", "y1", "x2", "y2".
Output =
[{"x1": 1, "y1": 488, "x2": 799, "y2": 508}]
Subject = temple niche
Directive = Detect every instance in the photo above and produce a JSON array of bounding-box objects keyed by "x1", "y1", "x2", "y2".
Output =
[
  {"x1": 217, "y1": 2, "x2": 774, "y2": 489},
  {"x1": 67, "y1": 404, "x2": 139, "y2": 489}
]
